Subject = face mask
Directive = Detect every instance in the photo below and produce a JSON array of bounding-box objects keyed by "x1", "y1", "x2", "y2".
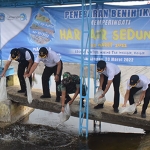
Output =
[
  {"x1": 97, "y1": 69, "x2": 104, "y2": 73},
  {"x1": 11, "y1": 55, "x2": 19, "y2": 60},
  {"x1": 130, "y1": 83, "x2": 137, "y2": 87},
  {"x1": 39, "y1": 54, "x2": 47, "y2": 58}
]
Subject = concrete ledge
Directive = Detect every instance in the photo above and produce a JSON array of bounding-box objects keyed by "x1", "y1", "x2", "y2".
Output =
[
  {"x1": 0, "y1": 100, "x2": 11, "y2": 122},
  {"x1": 0, "y1": 99, "x2": 34, "y2": 128},
  {"x1": 7, "y1": 85, "x2": 150, "y2": 131},
  {"x1": 0, "y1": 102, "x2": 34, "y2": 128}
]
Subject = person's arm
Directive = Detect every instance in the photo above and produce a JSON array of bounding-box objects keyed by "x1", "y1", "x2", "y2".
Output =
[
  {"x1": 24, "y1": 62, "x2": 38, "y2": 77},
  {"x1": 1, "y1": 60, "x2": 11, "y2": 76},
  {"x1": 122, "y1": 90, "x2": 130, "y2": 107},
  {"x1": 98, "y1": 73, "x2": 104, "y2": 90},
  {"x1": 98, "y1": 79, "x2": 112, "y2": 99},
  {"x1": 102, "y1": 80, "x2": 112, "y2": 96},
  {"x1": 69, "y1": 87, "x2": 80, "y2": 105},
  {"x1": 55, "y1": 61, "x2": 61, "y2": 82},
  {"x1": 24, "y1": 51, "x2": 33, "y2": 74},
  {"x1": 137, "y1": 90, "x2": 146, "y2": 106},
  {"x1": 25, "y1": 59, "x2": 33, "y2": 74},
  {"x1": 61, "y1": 90, "x2": 66, "y2": 112}
]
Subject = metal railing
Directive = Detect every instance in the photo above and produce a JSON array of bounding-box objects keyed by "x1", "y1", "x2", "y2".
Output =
[{"x1": 79, "y1": 0, "x2": 92, "y2": 138}]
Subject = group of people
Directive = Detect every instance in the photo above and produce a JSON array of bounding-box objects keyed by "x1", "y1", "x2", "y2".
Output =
[
  {"x1": 95, "y1": 60, "x2": 150, "y2": 118},
  {"x1": 1, "y1": 47, "x2": 150, "y2": 119},
  {"x1": 0, "y1": 47, "x2": 85, "y2": 112}
]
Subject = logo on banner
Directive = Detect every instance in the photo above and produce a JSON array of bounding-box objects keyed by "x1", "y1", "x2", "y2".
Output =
[
  {"x1": 20, "y1": 13, "x2": 27, "y2": 21},
  {"x1": 7, "y1": 13, "x2": 27, "y2": 21},
  {"x1": 29, "y1": 7, "x2": 55, "y2": 45},
  {"x1": 0, "y1": 13, "x2": 5, "y2": 22}
]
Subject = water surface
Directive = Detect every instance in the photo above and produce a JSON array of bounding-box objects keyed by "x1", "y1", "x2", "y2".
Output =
[{"x1": 0, "y1": 109, "x2": 145, "y2": 150}]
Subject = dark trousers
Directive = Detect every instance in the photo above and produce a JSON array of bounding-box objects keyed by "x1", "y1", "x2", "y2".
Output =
[
  {"x1": 65, "y1": 94, "x2": 84, "y2": 103},
  {"x1": 65, "y1": 85, "x2": 86, "y2": 102},
  {"x1": 101, "y1": 72, "x2": 121, "y2": 109},
  {"x1": 129, "y1": 85, "x2": 150, "y2": 113},
  {"x1": 42, "y1": 61, "x2": 63, "y2": 98},
  {"x1": 18, "y1": 62, "x2": 32, "y2": 91}
]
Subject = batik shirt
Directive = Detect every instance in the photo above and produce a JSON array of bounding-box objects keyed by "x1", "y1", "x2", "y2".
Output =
[{"x1": 58, "y1": 74, "x2": 86, "y2": 95}]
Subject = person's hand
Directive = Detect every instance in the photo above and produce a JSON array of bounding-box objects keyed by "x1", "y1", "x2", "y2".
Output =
[
  {"x1": 98, "y1": 95, "x2": 103, "y2": 99},
  {"x1": 69, "y1": 99, "x2": 74, "y2": 105},
  {"x1": 98, "y1": 86, "x2": 102, "y2": 90},
  {"x1": 24, "y1": 73, "x2": 31, "y2": 78},
  {"x1": 122, "y1": 104, "x2": 126, "y2": 107},
  {"x1": 136, "y1": 101, "x2": 141, "y2": 106},
  {"x1": 32, "y1": 73, "x2": 37, "y2": 84},
  {"x1": 24, "y1": 71, "x2": 29, "y2": 75},
  {"x1": 55, "y1": 75, "x2": 59, "y2": 82},
  {"x1": 61, "y1": 106, "x2": 65, "y2": 112},
  {"x1": 0, "y1": 73, "x2": 5, "y2": 77}
]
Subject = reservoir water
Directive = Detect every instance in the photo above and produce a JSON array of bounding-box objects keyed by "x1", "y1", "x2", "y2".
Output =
[
  {"x1": 0, "y1": 73, "x2": 146, "y2": 149},
  {"x1": 0, "y1": 108, "x2": 145, "y2": 150}
]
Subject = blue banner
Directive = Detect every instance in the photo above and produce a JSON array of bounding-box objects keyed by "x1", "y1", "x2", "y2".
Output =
[{"x1": 1, "y1": 4, "x2": 150, "y2": 66}]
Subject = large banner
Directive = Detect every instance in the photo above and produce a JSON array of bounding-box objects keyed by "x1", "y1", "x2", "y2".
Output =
[{"x1": 0, "y1": 4, "x2": 150, "y2": 66}]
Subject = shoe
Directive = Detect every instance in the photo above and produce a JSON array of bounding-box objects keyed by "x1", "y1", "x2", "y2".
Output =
[
  {"x1": 55, "y1": 97, "x2": 60, "y2": 102},
  {"x1": 114, "y1": 108, "x2": 119, "y2": 113},
  {"x1": 133, "y1": 109, "x2": 137, "y2": 114},
  {"x1": 94, "y1": 104, "x2": 104, "y2": 109},
  {"x1": 40, "y1": 95, "x2": 51, "y2": 98},
  {"x1": 141, "y1": 113, "x2": 146, "y2": 118},
  {"x1": 18, "y1": 90, "x2": 26, "y2": 93}
]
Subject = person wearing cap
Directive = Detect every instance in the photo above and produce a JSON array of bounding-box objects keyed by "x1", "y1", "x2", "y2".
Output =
[
  {"x1": 57, "y1": 72, "x2": 86, "y2": 112},
  {"x1": 24, "y1": 47, "x2": 63, "y2": 101},
  {"x1": 95, "y1": 60, "x2": 121, "y2": 113},
  {"x1": 1, "y1": 48, "x2": 34, "y2": 95},
  {"x1": 122, "y1": 74, "x2": 150, "y2": 118}
]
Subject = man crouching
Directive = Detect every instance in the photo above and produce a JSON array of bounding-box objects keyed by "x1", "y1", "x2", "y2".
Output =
[{"x1": 58, "y1": 72, "x2": 86, "y2": 112}]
